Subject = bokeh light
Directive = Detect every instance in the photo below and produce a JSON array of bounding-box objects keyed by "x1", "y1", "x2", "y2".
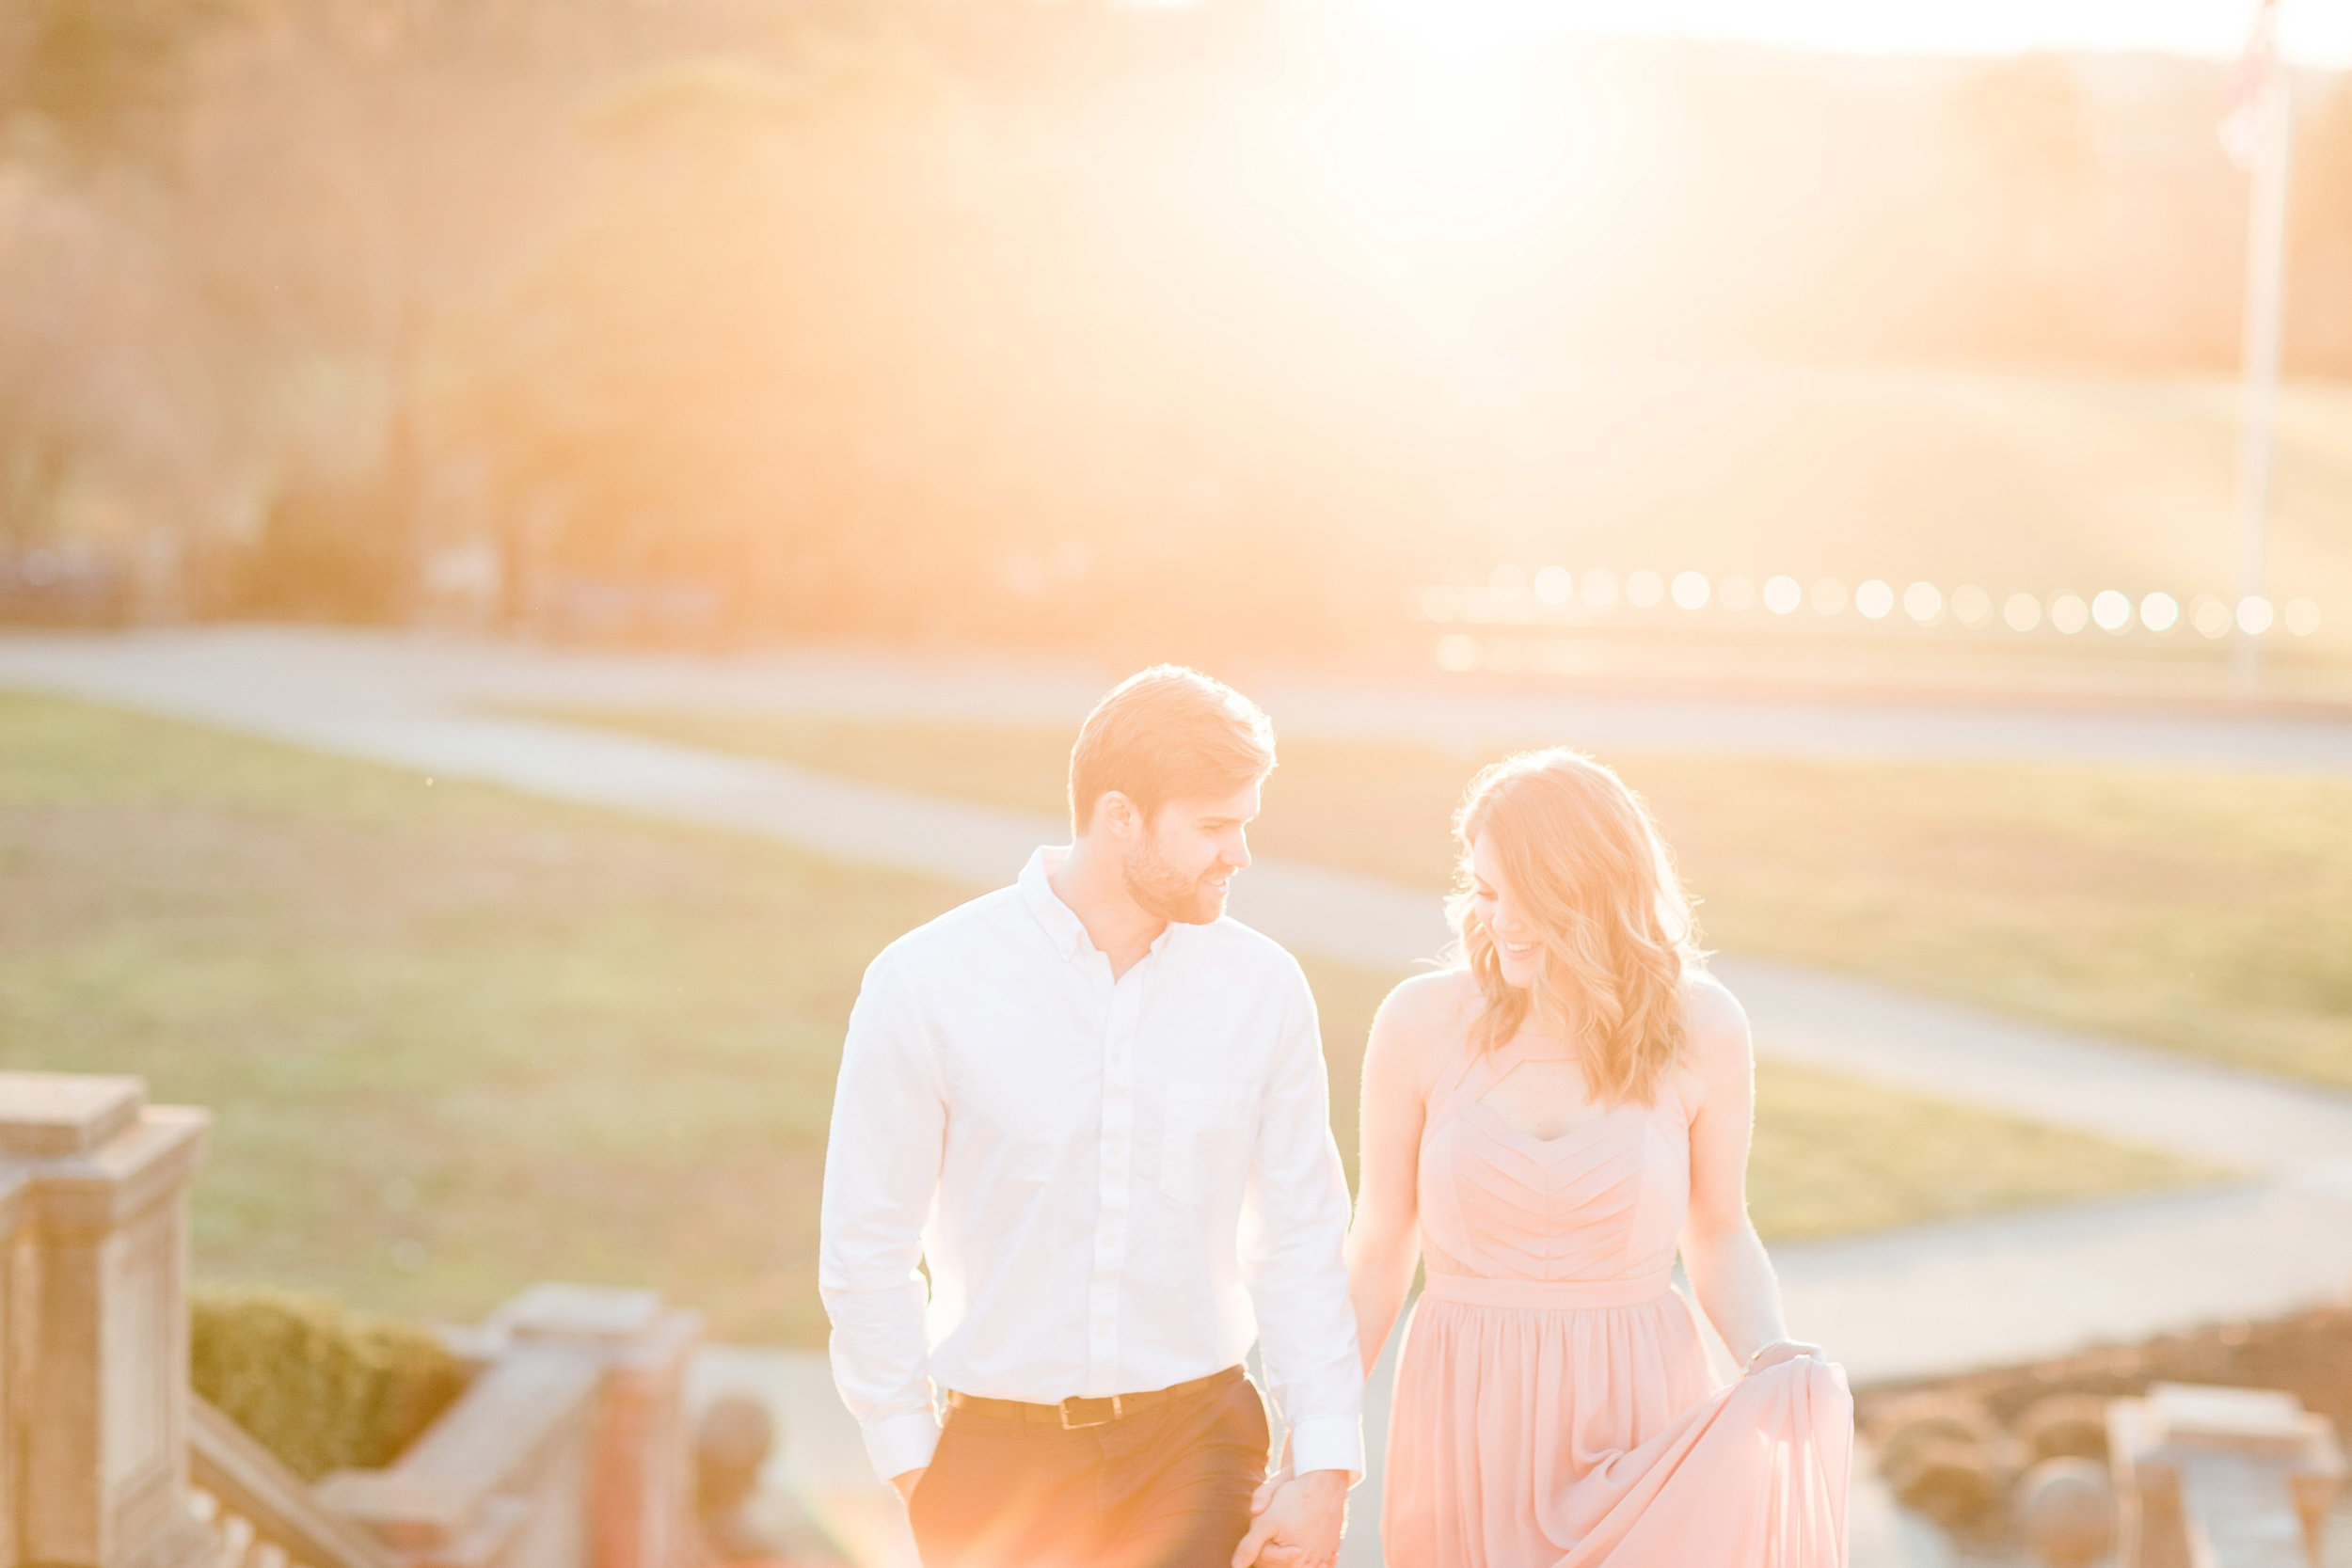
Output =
[{"x1": 1415, "y1": 565, "x2": 2326, "y2": 657}]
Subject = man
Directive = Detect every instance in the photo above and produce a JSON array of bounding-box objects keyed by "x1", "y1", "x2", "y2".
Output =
[{"x1": 819, "y1": 665, "x2": 1359, "y2": 1568}]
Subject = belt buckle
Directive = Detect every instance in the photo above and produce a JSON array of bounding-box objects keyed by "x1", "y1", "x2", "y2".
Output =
[{"x1": 1057, "y1": 1394, "x2": 1122, "y2": 1430}]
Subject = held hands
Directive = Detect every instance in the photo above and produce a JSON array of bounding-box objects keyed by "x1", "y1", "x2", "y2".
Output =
[
  {"x1": 1232, "y1": 1467, "x2": 1346, "y2": 1568},
  {"x1": 1742, "y1": 1339, "x2": 1825, "y2": 1376}
]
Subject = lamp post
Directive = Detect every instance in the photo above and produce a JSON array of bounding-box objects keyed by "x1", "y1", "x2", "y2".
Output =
[{"x1": 2227, "y1": 0, "x2": 2291, "y2": 699}]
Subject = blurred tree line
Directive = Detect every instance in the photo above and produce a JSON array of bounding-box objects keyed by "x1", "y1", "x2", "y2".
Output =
[{"x1": 2, "y1": 0, "x2": 2349, "y2": 651}]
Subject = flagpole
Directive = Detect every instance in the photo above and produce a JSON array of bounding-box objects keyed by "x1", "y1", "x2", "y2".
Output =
[{"x1": 2233, "y1": 22, "x2": 2291, "y2": 699}]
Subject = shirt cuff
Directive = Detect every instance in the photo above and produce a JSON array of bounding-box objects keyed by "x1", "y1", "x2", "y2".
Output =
[
  {"x1": 862, "y1": 1406, "x2": 942, "y2": 1482},
  {"x1": 1286, "y1": 1414, "x2": 1365, "y2": 1485}
]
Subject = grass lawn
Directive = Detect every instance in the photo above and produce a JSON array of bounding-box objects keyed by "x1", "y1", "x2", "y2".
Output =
[
  {"x1": 1744, "y1": 1062, "x2": 2203, "y2": 1243},
  {"x1": 0, "y1": 693, "x2": 2211, "y2": 1345},
  {"x1": 542, "y1": 711, "x2": 2352, "y2": 1091},
  {"x1": 0, "y1": 692, "x2": 972, "y2": 1342}
]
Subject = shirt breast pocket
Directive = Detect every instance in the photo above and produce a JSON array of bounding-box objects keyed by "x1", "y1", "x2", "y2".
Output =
[{"x1": 1159, "y1": 1080, "x2": 1253, "y2": 1210}]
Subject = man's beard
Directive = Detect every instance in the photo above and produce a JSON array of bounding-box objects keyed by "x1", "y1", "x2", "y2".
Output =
[{"x1": 1122, "y1": 834, "x2": 1226, "y2": 925}]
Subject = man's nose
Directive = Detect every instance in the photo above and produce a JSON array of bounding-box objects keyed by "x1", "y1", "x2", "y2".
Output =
[{"x1": 1225, "y1": 832, "x2": 1251, "y2": 870}]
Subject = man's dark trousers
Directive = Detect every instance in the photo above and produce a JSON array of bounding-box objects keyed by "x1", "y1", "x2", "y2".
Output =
[{"x1": 908, "y1": 1367, "x2": 1270, "y2": 1568}]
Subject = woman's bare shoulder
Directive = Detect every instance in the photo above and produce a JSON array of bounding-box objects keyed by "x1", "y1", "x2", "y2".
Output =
[
  {"x1": 1382, "y1": 966, "x2": 1479, "y2": 1022},
  {"x1": 1365, "y1": 968, "x2": 1477, "y2": 1090},
  {"x1": 1677, "y1": 966, "x2": 1753, "y2": 1077}
]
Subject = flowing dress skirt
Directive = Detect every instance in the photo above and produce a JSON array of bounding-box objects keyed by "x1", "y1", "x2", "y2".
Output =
[{"x1": 1381, "y1": 1277, "x2": 1851, "y2": 1568}]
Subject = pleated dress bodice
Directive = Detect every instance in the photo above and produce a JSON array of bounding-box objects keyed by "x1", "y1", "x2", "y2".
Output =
[{"x1": 1415, "y1": 1033, "x2": 1692, "y2": 1304}]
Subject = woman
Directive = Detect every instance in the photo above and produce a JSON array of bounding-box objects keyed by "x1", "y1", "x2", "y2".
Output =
[{"x1": 1348, "y1": 749, "x2": 1849, "y2": 1564}]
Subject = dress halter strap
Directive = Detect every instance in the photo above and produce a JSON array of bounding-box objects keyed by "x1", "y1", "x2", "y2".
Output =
[
  {"x1": 1426, "y1": 1004, "x2": 1591, "y2": 1131},
  {"x1": 1426, "y1": 1019, "x2": 1498, "y2": 1125}
]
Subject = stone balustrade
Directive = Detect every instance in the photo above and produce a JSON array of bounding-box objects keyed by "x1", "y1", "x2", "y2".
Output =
[
  {"x1": 0, "y1": 1072, "x2": 698, "y2": 1568},
  {"x1": 188, "y1": 1396, "x2": 391, "y2": 1568},
  {"x1": 0, "y1": 1070, "x2": 213, "y2": 1568},
  {"x1": 318, "y1": 1285, "x2": 701, "y2": 1568},
  {"x1": 2111, "y1": 1383, "x2": 2346, "y2": 1568}
]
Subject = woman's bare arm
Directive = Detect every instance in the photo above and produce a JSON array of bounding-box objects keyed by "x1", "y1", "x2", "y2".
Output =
[
  {"x1": 1677, "y1": 974, "x2": 1814, "y2": 1370},
  {"x1": 1254, "y1": 972, "x2": 1454, "y2": 1508},
  {"x1": 1344, "y1": 972, "x2": 1459, "y2": 1375}
]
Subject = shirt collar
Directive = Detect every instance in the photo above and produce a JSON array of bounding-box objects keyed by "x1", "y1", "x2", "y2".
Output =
[
  {"x1": 1019, "y1": 847, "x2": 1089, "y2": 960},
  {"x1": 1018, "y1": 846, "x2": 1180, "y2": 964}
]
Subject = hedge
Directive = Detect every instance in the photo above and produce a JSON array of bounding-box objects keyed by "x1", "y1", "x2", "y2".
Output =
[{"x1": 190, "y1": 1285, "x2": 469, "y2": 1481}]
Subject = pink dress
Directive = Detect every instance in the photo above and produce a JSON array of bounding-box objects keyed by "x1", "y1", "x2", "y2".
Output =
[{"x1": 1381, "y1": 1033, "x2": 1852, "y2": 1566}]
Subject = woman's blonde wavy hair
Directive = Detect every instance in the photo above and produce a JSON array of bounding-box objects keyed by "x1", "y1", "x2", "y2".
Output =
[{"x1": 1447, "y1": 749, "x2": 1701, "y2": 1107}]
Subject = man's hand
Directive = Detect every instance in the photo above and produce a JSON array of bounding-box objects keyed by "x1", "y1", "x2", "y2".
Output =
[
  {"x1": 1232, "y1": 1467, "x2": 1346, "y2": 1568},
  {"x1": 890, "y1": 1465, "x2": 928, "y2": 1504}
]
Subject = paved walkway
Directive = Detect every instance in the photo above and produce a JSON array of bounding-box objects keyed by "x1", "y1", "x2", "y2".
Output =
[
  {"x1": 8, "y1": 626, "x2": 2352, "y2": 1567},
  {"x1": 9, "y1": 625, "x2": 2352, "y2": 771}
]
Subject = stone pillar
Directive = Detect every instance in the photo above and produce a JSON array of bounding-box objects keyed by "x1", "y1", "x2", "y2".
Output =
[
  {"x1": 0, "y1": 1071, "x2": 210, "y2": 1568},
  {"x1": 487, "y1": 1285, "x2": 704, "y2": 1568},
  {"x1": 2111, "y1": 1382, "x2": 2345, "y2": 1568},
  {"x1": 0, "y1": 1157, "x2": 31, "y2": 1568}
]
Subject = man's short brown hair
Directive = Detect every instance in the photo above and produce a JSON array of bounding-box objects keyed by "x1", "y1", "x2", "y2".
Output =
[{"x1": 1068, "y1": 666, "x2": 1276, "y2": 833}]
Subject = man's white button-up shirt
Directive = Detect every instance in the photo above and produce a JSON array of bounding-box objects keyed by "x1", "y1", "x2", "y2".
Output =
[{"x1": 819, "y1": 847, "x2": 1364, "y2": 1484}]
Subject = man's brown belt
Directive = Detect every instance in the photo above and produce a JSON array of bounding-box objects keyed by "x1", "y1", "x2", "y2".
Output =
[{"x1": 946, "y1": 1365, "x2": 1245, "y2": 1431}]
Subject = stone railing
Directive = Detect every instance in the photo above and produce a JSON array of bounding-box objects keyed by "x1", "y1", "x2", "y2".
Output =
[
  {"x1": 318, "y1": 1285, "x2": 700, "y2": 1568},
  {"x1": 2112, "y1": 1383, "x2": 2346, "y2": 1568},
  {"x1": 0, "y1": 1071, "x2": 697, "y2": 1568},
  {"x1": 189, "y1": 1397, "x2": 393, "y2": 1568}
]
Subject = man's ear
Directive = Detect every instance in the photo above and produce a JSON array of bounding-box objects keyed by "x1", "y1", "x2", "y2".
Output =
[{"x1": 1094, "y1": 790, "x2": 1140, "y2": 841}]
